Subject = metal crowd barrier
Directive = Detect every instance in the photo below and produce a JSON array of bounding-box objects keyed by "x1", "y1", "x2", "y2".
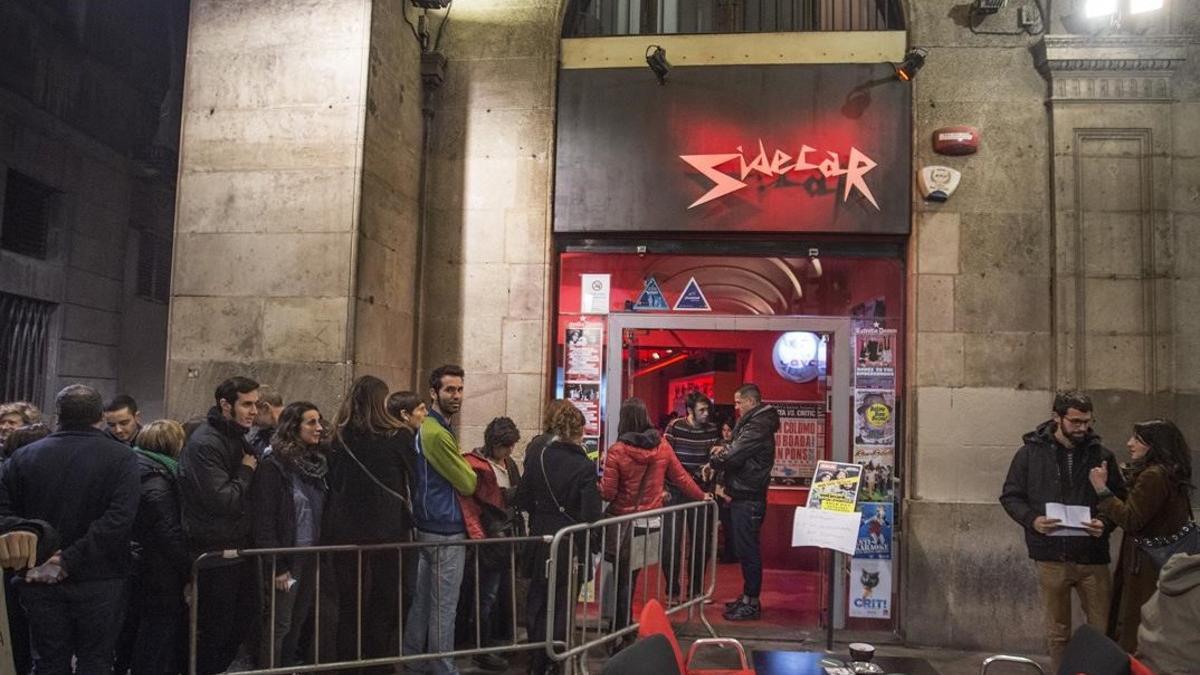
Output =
[
  {"x1": 544, "y1": 499, "x2": 720, "y2": 669},
  {"x1": 188, "y1": 536, "x2": 548, "y2": 675}
]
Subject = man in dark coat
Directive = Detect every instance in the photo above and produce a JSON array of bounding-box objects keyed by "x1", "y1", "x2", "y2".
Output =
[
  {"x1": 1000, "y1": 391, "x2": 1125, "y2": 671},
  {"x1": 707, "y1": 383, "x2": 779, "y2": 621},
  {"x1": 0, "y1": 384, "x2": 141, "y2": 673},
  {"x1": 178, "y1": 376, "x2": 261, "y2": 674}
]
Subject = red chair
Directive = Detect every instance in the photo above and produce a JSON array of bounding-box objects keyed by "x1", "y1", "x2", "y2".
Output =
[{"x1": 636, "y1": 599, "x2": 754, "y2": 675}]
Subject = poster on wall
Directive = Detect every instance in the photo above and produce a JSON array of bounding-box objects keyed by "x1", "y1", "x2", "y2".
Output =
[
  {"x1": 854, "y1": 390, "x2": 895, "y2": 446},
  {"x1": 579, "y1": 274, "x2": 611, "y2": 315},
  {"x1": 849, "y1": 558, "x2": 892, "y2": 619},
  {"x1": 854, "y1": 502, "x2": 893, "y2": 559},
  {"x1": 566, "y1": 383, "x2": 601, "y2": 437},
  {"x1": 855, "y1": 328, "x2": 897, "y2": 390},
  {"x1": 806, "y1": 460, "x2": 862, "y2": 512},
  {"x1": 769, "y1": 401, "x2": 825, "y2": 488},
  {"x1": 564, "y1": 321, "x2": 604, "y2": 383},
  {"x1": 853, "y1": 445, "x2": 895, "y2": 502}
]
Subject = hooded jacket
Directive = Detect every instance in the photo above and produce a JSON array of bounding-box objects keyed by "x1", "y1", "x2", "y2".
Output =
[
  {"x1": 601, "y1": 430, "x2": 706, "y2": 516},
  {"x1": 999, "y1": 420, "x2": 1125, "y2": 564},
  {"x1": 178, "y1": 407, "x2": 256, "y2": 551},
  {"x1": 711, "y1": 404, "x2": 780, "y2": 501},
  {"x1": 1137, "y1": 552, "x2": 1200, "y2": 675}
]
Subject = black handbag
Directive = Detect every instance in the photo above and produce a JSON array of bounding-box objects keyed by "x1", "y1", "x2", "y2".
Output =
[{"x1": 1131, "y1": 493, "x2": 1199, "y2": 569}]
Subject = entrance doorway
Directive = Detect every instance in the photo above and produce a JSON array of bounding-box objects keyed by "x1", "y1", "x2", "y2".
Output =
[{"x1": 604, "y1": 313, "x2": 853, "y2": 636}]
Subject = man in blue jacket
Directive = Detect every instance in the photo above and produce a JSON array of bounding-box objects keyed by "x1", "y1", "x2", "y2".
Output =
[
  {"x1": 403, "y1": 365, "x2": 477, "y2": 674},
  {"x1": 0, "y1": 384, "x2": 140, "y2": 673}
]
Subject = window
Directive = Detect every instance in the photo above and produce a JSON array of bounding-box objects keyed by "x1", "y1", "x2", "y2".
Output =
[
  {"x1": 1, "y1": 170, "x2": 55, "y2": 259},
  {"x1": 137, "y1": 229, "x2": 172, "y2": 303},
  {"x1": 0, "y1": 292, "x2": 55, "y2": 404}
]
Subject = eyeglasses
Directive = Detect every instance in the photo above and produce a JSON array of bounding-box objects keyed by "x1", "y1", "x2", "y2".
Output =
[{"x1": 1062, "y1": 416, "x2": 1094, "y2": 427}]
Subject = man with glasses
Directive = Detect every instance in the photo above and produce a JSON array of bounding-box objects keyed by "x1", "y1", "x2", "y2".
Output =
[{"x1": 1000, "y1": 391, "x2": 1126, "y2": 671}]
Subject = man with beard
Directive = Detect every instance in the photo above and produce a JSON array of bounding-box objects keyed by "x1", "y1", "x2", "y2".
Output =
[
  {"x1": 706, "y1": 384, "x2": 779, "y2": 621},
  {"x1": 1000, "y1": 391, "x2": 1125, "y2": 672},
  {"x1": 663, "y1": 391, "x2": 720, "y2": 601},
  {"x1": 403, "y1": 365, "x2": 477, "y2": 674},
  {"x1": 178, "y1": 376, "x2": 261, "y2": 673}
]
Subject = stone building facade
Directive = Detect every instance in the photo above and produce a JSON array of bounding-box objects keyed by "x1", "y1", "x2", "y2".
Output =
[
  {"x1": 0, "y1": 0, "x2": 186, "y2": 419},
  {"x1": 155, "y1": 0, "x2": 1199, "y2": 654}
]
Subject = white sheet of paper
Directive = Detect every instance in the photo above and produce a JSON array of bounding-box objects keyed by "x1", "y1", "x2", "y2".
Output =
[
  {"x1": 792, "y1": 506, "x2": 863, "y2": 555},
  {"x1": 1045, "y1": 502, "x2": 1091, "y2": 537}
]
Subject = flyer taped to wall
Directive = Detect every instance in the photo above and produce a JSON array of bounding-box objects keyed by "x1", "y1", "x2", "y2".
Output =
[{"x1": 805, "y1": 460, "x2": 862, "y2": 512}]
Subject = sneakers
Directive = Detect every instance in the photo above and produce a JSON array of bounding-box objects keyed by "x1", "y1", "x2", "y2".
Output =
[
  {"x1": 722, "y1": 600, "x2": 761, "y2": 621},
  {"x1": 472, "y1": 653, "x2": 509, "y2": 671},
  {"x1": 724, "y1": 597, "x2": 744, "y2": 610}
]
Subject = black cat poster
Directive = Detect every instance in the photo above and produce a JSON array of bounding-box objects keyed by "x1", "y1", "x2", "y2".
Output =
[{"x1": 849, "y1": 559, "x2": 892, "y2": 619}]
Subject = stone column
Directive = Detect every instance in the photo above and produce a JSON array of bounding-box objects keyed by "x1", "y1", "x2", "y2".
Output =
[
  {"x1": 1036, "y1": 34, "x2": 1189, "y2": 434},
  {"x1": 419, "y1": 1, "x2": 560, "y2": 449},
  {"x1": 167, "y1": 1, "x2": 423, "y2": 418}
]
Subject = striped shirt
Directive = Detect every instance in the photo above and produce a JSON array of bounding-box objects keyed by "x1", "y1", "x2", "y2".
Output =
[{"x1": 665, "y1": 418, "x2": 720, "y2": 474}]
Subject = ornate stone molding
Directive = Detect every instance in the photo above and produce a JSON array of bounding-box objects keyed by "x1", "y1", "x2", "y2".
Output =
[{"x1": 1034, "y1": 35, "x2": 1191, "y2": 101}]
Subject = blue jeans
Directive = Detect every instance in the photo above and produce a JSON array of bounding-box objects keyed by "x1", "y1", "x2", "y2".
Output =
[
  {"x1": 730, "y1": 500, "x2": 766, "y2": 598},
  {"x1": 20, "y1": 578, "x2": 127, "y2": 675},
  {"x1": 402, "y1": 530, "x2": 465, "y2": 674}
]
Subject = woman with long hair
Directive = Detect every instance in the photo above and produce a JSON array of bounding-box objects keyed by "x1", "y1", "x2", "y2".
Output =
[
  {"x1": 514, "y1": 401, "x2": 603, "y2": 675},
  {"x1": 1089, "y1": 419, "x2": 1194, "y2": 652},
  {"x1": 250, "y1": 402, "x2": 328, "y2": 668},
  {"x1": 600, "y1": 397, "x2": 707, "y2": 651},
  {"x1": 324, "y1": 376, "x2": 416, "y2": 672}
]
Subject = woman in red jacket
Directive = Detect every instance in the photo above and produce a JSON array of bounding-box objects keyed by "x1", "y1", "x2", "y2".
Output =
[{"x1": 601, "y1": 397, "x2": 707, "y2": 650}]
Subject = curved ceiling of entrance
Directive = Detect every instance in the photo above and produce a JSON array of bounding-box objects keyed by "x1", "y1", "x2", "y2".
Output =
[{"x1": 649, "y1": 257, "x2": 820, "y2": 315}]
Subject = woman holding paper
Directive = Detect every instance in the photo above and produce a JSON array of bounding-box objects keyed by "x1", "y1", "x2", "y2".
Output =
[{"x1": 1088, "y1": 419, "x2": 1193, "y2": 653}]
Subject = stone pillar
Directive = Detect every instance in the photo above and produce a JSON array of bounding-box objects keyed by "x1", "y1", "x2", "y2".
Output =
[
  {"x1": 419, "y1": 1, "x2": 560, "y2": 449},
  {"x1": 167, "y1": 1, "x2": 423, "y2": 418},
  {"x1": 904, "y1": 0, "x2": 1057, "y2": 651},
  {"x1": 1036, "y1": 34, "x2": 1189, "y2": 435}
]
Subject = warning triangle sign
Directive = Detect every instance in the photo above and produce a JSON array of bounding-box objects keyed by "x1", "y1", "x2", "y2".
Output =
[
  {"x1": 673, "y1": 277, "x2": 711, "y2": 311},
  {"x1": 632, "y1": 277, "x2": 669, "y2": 310}
]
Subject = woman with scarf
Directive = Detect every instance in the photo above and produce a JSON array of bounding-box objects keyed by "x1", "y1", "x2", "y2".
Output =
[
  {"x1": 123, "y1": 419, "x2": 191, "y2": 674},
  {"x1": 1089, "y1": 419, "x2": 1194, "y2": 653},
  {"x1": 251, "y1": 401, "x2": 330, "y2": 668}
]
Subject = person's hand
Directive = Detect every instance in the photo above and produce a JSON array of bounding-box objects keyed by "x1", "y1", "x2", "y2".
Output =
[
  {"x1": 274, "y1": 571, "x2": 293, "y2": 591},
  {"x1": 1089, "y1": 461, "x2": 1109, "y2": 492},
  {"x1": 241, "y1": 453, "x2": 258, "y2": 470},
  {"x1": 1033, "y1": 516, "x2": 1062, "y2": 535},
  {"x1": 25, "y1": 553, "x2": 66, "y2": 584},
  {"x1": 1083, "y1": 519, "x2": 1105, "y2": 538},
  {"x1": 702, "y1": 493, "x2": 715, "y2": 502},
  {"x1": 699, "y1": 464, "x2": 715, "y2": 483},
  {"x1": 0, "y1": 530, "x2": 38, "y2": 570},
  {"x1": 661, "y1": 490, "x2": 672, "y2": 505},
  {"x1": 709, "y1": 446, "x2": 726, "y2": 459}
]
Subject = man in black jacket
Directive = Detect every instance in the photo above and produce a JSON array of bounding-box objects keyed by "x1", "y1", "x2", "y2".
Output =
[
  {"x1": 707, "y1": 383, "x2": 779, "y2": 621},
  {"x1": 1000, "y1": 391, "x2": 1126, "y2": 671},
  {"x1": 178, "y1": 375, "x2": 261, "y2": 674},
  {"x1": 0, "y1": 384, "x2": 141, "y2": 673}
]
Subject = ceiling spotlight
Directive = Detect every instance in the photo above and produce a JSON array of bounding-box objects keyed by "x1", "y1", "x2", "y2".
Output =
[
  {"x1": 972, "y1": 0, "x2": 1007, "y2": 14},
  {"x1": 645, "y1": 45, "x2": 670, "y2": 85},
  {"x1": 894, "y1": 48, "x2": 927, "y2": 82}
]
